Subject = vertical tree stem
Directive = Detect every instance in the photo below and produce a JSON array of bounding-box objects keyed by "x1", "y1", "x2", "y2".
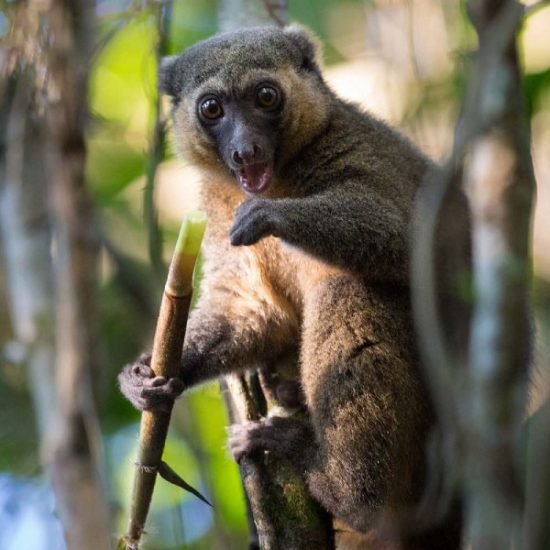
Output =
[
  {"x1": 143, "y1": 0, "x2": 173, "y2": 279},
  {"x1": 42, "y1": 0, "x2": 113, "y2": 547},
  {"x1": 463, "y1": 1, "x2": 535, "y2": 548}
]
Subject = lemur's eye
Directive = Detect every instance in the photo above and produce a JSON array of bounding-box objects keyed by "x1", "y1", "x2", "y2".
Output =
[
  {"x1": 200, "y1": 98, "x2": 223, "y2": 120},
  {"x1": 256, "y1": 86, "x2": 280, "y2": 109}
]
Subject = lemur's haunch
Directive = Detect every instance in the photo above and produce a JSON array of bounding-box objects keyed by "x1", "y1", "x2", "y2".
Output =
[{"x1": 119, "y1": 25, "x2": 462, "y2": 549}]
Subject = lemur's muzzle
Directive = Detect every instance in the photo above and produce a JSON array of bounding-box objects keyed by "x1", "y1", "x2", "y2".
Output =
[{"x1": 238, "y1": 162, "x2": 273, "y2": 194}]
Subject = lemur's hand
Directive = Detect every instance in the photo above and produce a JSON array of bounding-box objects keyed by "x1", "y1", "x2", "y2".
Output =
[
  {"x1": 230, "y1": 198, "x2": 283, "y2": 246},
  {"x1": 118, "y1": 353, "x2": 184, "y2": 412}
]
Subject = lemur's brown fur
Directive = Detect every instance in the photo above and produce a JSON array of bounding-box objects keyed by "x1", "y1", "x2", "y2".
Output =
[{"x1": 119, "y1": 25, "x2": 463, "y2": 548}]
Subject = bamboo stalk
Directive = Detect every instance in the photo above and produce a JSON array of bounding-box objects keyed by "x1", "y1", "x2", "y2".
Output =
[
  {"x1": 123, "y1": 210, "x2": 207, "y2": 550},
  {"x1": 224, "y1": 372, "x2": 334, "y2": 549}
]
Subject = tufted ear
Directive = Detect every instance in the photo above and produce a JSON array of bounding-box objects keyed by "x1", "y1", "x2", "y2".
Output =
[
  {"x1": 283, "y1": 24, "x2": 322, "y2": 72},
  {"x1": 158, "y1": 55, "x2": 180, "y2": 97}
]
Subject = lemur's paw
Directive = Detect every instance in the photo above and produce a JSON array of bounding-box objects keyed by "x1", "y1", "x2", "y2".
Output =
[
  {"x1": 230, "y1": 198, "x2": 281, "y2": 246},
  {"x1": 228, "y1": 420, "x2": 268, "y2": 462},
  {"x1": 228, "y1": 416, "x2": 312, "y2": 463},
  {"x1": 118, "y1": 353, "x2": 184, "y2": 412}
]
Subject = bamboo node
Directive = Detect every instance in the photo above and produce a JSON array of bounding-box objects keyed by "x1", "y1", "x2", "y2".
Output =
[{"x1": 134, "y1": 462, "x2": 158, "y2": 474}]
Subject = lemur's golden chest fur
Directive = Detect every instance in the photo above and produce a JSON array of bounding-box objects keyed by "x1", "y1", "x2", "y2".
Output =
[
  {"x1": 198, "y1": 173, "x2": 392, "y2": 428},
  {"x1": 199, "y1": 175, "x2": 349, "y2": 328}
]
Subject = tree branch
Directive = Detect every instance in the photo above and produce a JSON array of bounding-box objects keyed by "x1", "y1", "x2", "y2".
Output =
[
  {"x1": 413, "y1": 1, "x2": 536, "y2": 547},
  {"x1": 43, "y1": 0, "x2": 112, "y2": 546},
  {"x1": 262, "y1": 0, "x2": 289, "y2": 27},
  {"x1": 0, "y1": 48, "x2": 57, "y2": 454},
  {"x1": 414, "y1": 0, "x2": 535, "y2": 547},
  {"x1": 143, "y1": 0, "x2": 173, "y2": 281},
  {"x1": 224, "y1": 373, "x2": 334, "y2": 550},
  {"x1": 524, "y1": 0, "x2": 550, "y2": 17},
  {"x1": 462, "y1": 2, "x2": 534, "y2": 549}
]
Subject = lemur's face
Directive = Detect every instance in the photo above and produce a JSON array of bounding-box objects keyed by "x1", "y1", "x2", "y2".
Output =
[
  {"x1": 159, "y1": 26, "x2": 330, "y2": 196},
  {"x1": 190, "y1": 73, "x2": 285, "y2": 194}
]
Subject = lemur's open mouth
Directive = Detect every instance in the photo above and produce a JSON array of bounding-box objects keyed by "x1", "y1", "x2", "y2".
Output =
[{"x1": 238, "y1": 162, "x2": 273, "y2": 194}]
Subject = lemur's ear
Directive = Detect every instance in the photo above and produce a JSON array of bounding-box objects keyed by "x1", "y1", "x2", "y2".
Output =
[
  {"x1": 158, "y1": 55, "x2": 180, "y2": 97},
  {"x1": 283, "y1": 24, "x2": 322, "y2": 72}
]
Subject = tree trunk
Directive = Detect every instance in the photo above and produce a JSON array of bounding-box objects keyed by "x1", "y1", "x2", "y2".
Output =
[
  {"x1": 0, "y1": 2, "x2": 113, "y2": 548},
  {"x1": 412, "y1": 1, "x2": 536, "y2": 548}
]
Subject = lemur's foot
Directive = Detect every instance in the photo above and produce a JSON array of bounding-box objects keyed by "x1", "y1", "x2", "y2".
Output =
[
  {"x1": 228, "y1": 416, "x2": 315, "y2": 467},
  {"x1": 118, "y1": 353, "x2": 184, "y2": 412}
]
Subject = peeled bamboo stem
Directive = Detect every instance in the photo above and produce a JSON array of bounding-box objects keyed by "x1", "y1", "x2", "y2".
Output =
[{"x1": 123, "y1": 211, "x2": 207, "y2": 549}]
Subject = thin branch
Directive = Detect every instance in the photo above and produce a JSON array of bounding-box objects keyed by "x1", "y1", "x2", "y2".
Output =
[
  {"x1": 524, "y1": 0, "x2": 550, "y2": 17},
  {"x1": 411, "y1": 161, "x2": 466, "y2": 523},
  {"x1": 143, "y1": 0, "x2": 173, "y2": 281},
  {"x1": 219, "y1": 378, "x2": 261, "y2": 550},
  {"x1": 224, "y1": 373, "x2": 334, "y2": 550},
  {"x1": 263, "y1": 0, "x2": 289, "y2": 27},
  {"x1": 412, "y1": 162, "x2": 463, "y2": 429}
]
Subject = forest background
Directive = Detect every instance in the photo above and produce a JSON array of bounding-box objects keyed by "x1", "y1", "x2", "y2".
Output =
[{"x1": 0, "y1": 0, "x2": 549, "y2": 549}]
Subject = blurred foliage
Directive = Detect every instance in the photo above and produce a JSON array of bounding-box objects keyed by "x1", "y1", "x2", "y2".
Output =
[
  {"x1": 524, "y1": 68, "x2": 550, "y2": 117},
  {"x1": 0, "y1": 1, "x2": 549, "y2": 549}
]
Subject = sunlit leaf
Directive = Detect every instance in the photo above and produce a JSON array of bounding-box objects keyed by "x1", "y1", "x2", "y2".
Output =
[{"x1": 90, "y1": 14, "x2": 156, "y2": 132}]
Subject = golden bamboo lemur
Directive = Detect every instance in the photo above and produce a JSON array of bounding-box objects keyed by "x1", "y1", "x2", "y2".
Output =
[{"x1": 119, "y1": 25, "x2": 463, "y2": 548}]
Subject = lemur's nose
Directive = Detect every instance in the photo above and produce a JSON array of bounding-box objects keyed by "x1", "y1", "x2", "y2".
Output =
[{"x1": 232, "y1": 144, "x2": 263, "y2": 165}]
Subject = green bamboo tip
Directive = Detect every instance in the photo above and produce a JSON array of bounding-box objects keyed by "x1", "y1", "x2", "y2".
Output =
[
  {"x1": 165, "y1": 210, "x2": 207, "y2": 297},
  {"x1": 174, "y1": 210, "x2": 207, "y2": 257}
]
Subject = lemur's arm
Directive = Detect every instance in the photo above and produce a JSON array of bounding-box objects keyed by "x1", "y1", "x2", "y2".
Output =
[
  {"x1": 119, "y1": 287, "x2": 295, "y2": 411},
  {"x1": 230, "y1": 183, "x2": 410, "y2": 283}
]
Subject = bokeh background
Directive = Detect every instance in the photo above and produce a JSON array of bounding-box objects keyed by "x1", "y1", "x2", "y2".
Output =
[{"x1": 0, "y1": 1, "x2": 549, "y2": 548}]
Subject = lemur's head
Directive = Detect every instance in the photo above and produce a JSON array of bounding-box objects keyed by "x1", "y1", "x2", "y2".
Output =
[{"x1": 159, "y1": 25, "x2": 330, "y2": 195}]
